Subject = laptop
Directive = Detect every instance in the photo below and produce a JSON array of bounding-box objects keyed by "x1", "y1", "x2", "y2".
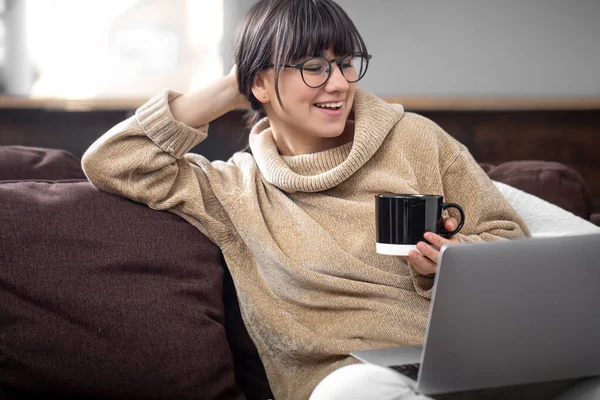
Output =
[{"x1": 351, "y1": 233, "x2": 600, "y2": 396}]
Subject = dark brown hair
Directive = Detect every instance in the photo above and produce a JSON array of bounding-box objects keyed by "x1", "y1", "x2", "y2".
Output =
[{"x1": 234, "y1": 0, "x2": 368, "y2": 128}]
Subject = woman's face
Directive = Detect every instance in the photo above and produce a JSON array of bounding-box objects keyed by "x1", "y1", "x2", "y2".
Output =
[{"x1": 255, "y1": 49, "x2": 357, "y2": 153}]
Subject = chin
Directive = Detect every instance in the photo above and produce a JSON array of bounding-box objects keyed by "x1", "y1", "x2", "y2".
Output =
[
  {"x1": 318, "y1": 120, "x2": 348, "y2": 136},
  {"x1": 315, "y1": 127, "x2": 345, "y2": 139}
]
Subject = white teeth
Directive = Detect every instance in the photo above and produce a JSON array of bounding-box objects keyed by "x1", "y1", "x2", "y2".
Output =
[{"x1": 315, "y1": 102, "x2": 343, "y2": 109}]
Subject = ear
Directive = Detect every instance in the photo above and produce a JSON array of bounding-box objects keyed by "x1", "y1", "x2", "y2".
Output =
[{"x1": 251, "y1": 72, "x2": 270, "y2": 104}]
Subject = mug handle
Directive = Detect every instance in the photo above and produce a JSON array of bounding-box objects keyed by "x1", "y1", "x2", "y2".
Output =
[{"x1": 441, "y1": 203, "x2": 465, "y2": 237}]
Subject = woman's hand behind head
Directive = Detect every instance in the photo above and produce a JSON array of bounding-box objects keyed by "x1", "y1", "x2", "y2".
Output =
[
  {"x1": 169, "y1": 67, "x2": 252, "y2": 128},
  {"x1": 228, "y1": 65, "x2": 252, "y2": 110}
]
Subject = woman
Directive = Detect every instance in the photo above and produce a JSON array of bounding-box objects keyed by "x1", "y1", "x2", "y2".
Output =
[{"x1": 81, "y1": 0, "x2": 537, "y2": 398}]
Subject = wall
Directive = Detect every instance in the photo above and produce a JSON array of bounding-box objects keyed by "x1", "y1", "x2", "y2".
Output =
[
  {"x1": 339, "y1": 0, "x2": 600, "y2": 97},
  {"x1": 222, "y1": 0, "x2": 600, "y2": 97}
]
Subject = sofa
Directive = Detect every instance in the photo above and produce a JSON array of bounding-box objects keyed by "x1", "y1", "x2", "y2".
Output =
[{"x1": 1, "y1": 145, "x2": 598, "y2": 399}]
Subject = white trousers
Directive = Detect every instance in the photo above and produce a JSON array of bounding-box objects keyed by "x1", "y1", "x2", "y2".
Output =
[
  {"x1": 310, "y1": 364, "x2": 600, "y2": 400},
  {"x1": 309, "y1": 365, "x2": 433, "y2": 400}
]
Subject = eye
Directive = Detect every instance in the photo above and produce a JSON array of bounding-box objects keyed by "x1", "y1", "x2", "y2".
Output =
[
  {"x1": 303, "y1": 63, "x2": 326, "y2": 74},
  {"x1": 340, "y1": 56, "x2": 354, "y2": 69},
  {"x1": 304, "y1": 65, "x2": 322, "y2": 73}
]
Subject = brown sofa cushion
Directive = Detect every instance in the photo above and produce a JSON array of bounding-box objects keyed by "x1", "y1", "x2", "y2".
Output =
[
  {"x1": 479, "y1": 161, "x2": 590, "y2": 220},
  {"x1": 0, "y1": 180, "x2": 245, "y2": 399},
  {"x1": 0, "y1": 146, "x2": 86, "y2": 181}
]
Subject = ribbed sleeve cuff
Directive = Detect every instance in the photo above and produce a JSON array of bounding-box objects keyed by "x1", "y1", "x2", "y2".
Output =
[
  {"x1": 135, "y1": 90, "x2": 208, "y2": 159},
  {"x1": 407, "y1": 263, "x2": 435, "y2": 299}
]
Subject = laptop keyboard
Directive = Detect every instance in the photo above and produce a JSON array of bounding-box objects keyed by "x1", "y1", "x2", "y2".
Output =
[{"x1": 389, "y1": 363, "x2": 420, "y2": 380}]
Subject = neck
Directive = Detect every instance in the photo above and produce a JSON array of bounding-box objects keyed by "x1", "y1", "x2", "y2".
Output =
[{"x1": 270, "y1": 120, "x2": 355, "y2": 156}]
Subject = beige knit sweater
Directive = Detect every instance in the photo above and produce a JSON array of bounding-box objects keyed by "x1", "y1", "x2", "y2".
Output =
[{"x1": 82, "y1": 89, "x2": 529, "y2": 399}]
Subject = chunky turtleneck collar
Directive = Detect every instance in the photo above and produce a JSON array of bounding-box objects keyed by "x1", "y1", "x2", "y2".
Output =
[{"x1": 249, "y1": 89, "x2": 405, "y2": 193}]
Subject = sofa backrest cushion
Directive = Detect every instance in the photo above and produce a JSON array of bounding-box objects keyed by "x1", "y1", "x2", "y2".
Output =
[
  {"x1": 479, "y1": 160, "x2": 590, "y2": 219},
  {"x1": 0, "y1": 180, "x2": 245, "y2": 399},
  {"x1": 0, "y1": 145, "x2": 86, "y2": 181}
]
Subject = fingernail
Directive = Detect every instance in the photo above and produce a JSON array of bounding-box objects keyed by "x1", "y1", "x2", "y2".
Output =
[
  {"x1": 408, "y1": 251, "x2": 417, "y2": 259},
  {"x1": 424, "y1": 232, "x2": 432, "y2": 240},
  {"x1": 417, "y1": 242, "x2": 427, "y2": 251}
]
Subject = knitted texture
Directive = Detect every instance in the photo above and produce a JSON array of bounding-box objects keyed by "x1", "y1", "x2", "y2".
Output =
[{"x1": 82, "y1": 89, "x2": 528, "y2": 399}]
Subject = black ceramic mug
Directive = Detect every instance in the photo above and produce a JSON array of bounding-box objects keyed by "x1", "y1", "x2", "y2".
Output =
[{"x1": 375, "y1": 194, "x2": 465, "y2": 256}]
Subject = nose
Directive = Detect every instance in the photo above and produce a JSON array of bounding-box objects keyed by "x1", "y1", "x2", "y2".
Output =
[{"x1": 324, "y1": 63, "x2": 349, "y2": 92}]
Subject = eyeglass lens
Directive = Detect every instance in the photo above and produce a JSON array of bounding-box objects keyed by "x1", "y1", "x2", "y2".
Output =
[{"x1": 301, "y1": 55, "x2": 368, "y2": 88}]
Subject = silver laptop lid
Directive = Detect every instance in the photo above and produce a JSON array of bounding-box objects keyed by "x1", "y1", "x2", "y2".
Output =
[{"x1": 419, "y1": 233, "x2": 600, "y2": 395}]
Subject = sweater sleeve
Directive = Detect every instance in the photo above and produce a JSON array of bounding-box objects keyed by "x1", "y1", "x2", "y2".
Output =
[
  {"x1": 81, "y1": 90, "x2": 239, "y2": 247},
  {"x1": 444, "y1": 148, "x2": 530, "y2": 243},
  {"x1": 410, "y1": 146, "x2": 530, "y2": 299}
]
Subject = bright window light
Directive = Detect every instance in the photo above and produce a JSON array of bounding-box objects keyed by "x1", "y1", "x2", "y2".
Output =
[{"x1": 24, "y1": 0, "x2": 223, "y2": 99}]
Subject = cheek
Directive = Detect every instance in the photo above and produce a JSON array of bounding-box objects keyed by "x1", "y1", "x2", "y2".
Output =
[
  {"x1": 347, "y1": 86, "x2": 357, "y2": 105},
  {"x1": 276, "y1": 78, "x2": 318, "y2": 110}
]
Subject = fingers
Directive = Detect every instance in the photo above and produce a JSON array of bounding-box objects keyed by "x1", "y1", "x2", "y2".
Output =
[
  {"x1": 405, "y1": 248, "x2": 437, "y2": 275},
  {"x1": 423, "y1": 231, "x2": 452, "y2": 250},
  {"x1": 402, "y1": 219, "x2": 459, "y2": 276}
]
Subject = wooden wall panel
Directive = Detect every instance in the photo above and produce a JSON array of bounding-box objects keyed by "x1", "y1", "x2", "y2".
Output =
[
  {"x1": 419, "y1": 110, "x2": 600, "y2": 213},
  {"x1": 1, "y1": 107, "x2": 598, "y2": 212}
]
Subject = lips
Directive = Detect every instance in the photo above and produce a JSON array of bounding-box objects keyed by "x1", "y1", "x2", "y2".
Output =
[
  {"x1": 314, "y1": 104, "x2": 344, "y2": 117},
  {"x1": 314, "y1": 100, "x2": 345, "y2": 118},
  {"x1": 314, "y1": 101, "x2": 343, "y2": 110}
]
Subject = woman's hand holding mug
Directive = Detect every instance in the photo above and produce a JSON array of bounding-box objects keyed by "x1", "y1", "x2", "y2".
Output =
[
  {"x1": 405, "y1": 217, "x2": 460, "y2": 276},
  {"x1": 375, "y1": 194, "x2": 465, "y2": 276}
]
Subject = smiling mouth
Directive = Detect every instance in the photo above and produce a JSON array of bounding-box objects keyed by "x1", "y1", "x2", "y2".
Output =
[{"x1": 314, "y1": 101, "x2": 343, "y2": 111}]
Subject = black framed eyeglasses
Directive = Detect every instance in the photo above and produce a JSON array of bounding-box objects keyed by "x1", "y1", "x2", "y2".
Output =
[{"x1": 269, "y1": 53, "x2": 372, "y2": 88}]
